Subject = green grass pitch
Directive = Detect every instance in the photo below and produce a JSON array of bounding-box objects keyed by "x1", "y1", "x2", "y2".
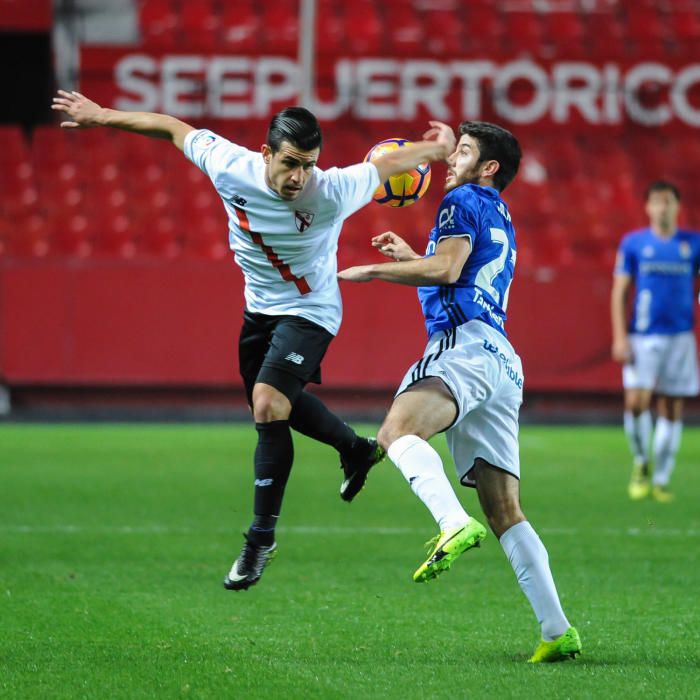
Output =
[{"x1": 2, "y1": 423, "x2": 699, "y2": 699}]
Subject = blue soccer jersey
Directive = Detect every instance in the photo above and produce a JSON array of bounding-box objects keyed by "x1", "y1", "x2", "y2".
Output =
[
  {"x1": 615, "y1": 227, "x2": 700, "y2": 334},
  {"x1": 418, "y1": 184, "x2": 516, "y2": 338}
]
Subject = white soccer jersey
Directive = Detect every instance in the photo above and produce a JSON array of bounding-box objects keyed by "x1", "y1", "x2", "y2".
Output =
[{"x1": 184, "y1": 129, "x2": 380, "y2": 335}]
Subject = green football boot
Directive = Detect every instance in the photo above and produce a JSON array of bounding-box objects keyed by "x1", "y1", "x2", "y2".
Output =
[
  {"x1": 528, "y1": 627, "x2": 582, "y2": 663},
  {"x1": 413, "y1": 517, "x2": 487, "y2": 583},
  {"x1": 652, "y1": 484, "x2": 674, "y2": 503},
  {"x1": 628, "y1": 460, "x2": 651, "y2": 500}
]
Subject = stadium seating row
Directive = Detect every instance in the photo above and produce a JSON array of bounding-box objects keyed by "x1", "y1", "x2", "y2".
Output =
[
  {"x1": 2, "y1": 122, "x2": 699, "y2": 268},
  {"x1": 137, "y1": 0, "x2": 700, "y2": 57}
]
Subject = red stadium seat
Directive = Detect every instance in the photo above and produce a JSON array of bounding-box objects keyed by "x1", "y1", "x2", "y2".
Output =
[
  {"x1": 423, "y1": 9, "x2": 464, "y2": 56},
  {"x1": 139, "y1": 0, "x2": 180, "y2": 47},
  {"x1": 464, "y1": 4, "x2": 503, "y2": 53},
  {"x1": 221, "y1": 0, "x2": 260, "y2": 52},
  {"x1": 385, "y1": 5, "x2": 425, "y2": 57},
  {"x1": 585, "y1": 11, "x2": 625, "y2": 58},
  {"x1": 666, "y1": 9, "x2": 700, "y2": 53},
  {"x1": 92, "y1": 213, "x2": 138, "y2": 258},
  {"x1": 0, "y1": 125, "x2": 30, "y2": 166},
  {"x1": 259, "y1": 0, "x2": 298, "y2": 54},
  {"x1": 543, "y1": 11, "x2": 585, "y2": 56},
  {"x1": 4, "y1": 213, "x2": 50, "y2": 258},
  {"x1": 50, "y1": 212, "x2": 95, "y2": 258},
  {"x1": 180, "y1": 0, "x2": 220, "y2": 49},
  {"x1": 316, "y1": 8, "x2": 345, "y2": 56},
  {"x1": 139, "y1": 213, "x2": 183, "y2": 259},
  {"x1": 342, "y1": 3, "x2": 383, "y2": 55},
  {"x1": 183, "y1": 214, "x2": 229, "y2": 259},
  {"x1": 504, "y1": 11, "x2": 543, "y2": 55}
]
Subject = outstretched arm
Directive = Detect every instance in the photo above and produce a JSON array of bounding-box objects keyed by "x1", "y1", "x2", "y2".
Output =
[
  {"x1": 338, "y1": 236, "x2": 470, "y2": 286},
  {"x1": 51, "y1": 90, "x2": 195, "y2": 151},
  {"x1": 371, "y1": 121, "x2": 456, "y2": 182}
]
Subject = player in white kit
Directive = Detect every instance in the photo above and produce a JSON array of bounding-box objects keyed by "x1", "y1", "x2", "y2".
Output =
[
  {"x1": 611, "y1": 181, "x2": 700, "y2": 502},
  {"x1": 339, "y1": 122, "x2": 580, "y2": 662},
  {"x1": 52, "y1": 90, "x2": 456, "y2": 590}
]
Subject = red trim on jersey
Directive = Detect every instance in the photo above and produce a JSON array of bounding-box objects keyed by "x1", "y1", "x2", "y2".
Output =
[{"x1": 234, "y1": 206, "x2": 312, "y2": 295}]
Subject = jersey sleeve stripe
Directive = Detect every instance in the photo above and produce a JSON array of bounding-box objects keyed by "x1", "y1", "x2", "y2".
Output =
[{"x1": 233, "y1": 205, "x2": 312, "y2": 296}]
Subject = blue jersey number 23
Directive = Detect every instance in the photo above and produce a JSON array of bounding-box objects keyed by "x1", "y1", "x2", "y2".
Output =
[{"x1": 474, "y1": 227, "x2": 515, "y2": 310}]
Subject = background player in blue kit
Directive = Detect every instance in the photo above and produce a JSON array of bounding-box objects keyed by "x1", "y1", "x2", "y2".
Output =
[
  {"x1": 339, "y1": 122, "x2": 581, "y2": 663},
  {"x1": 611, "y1": 181, "x2": 700, "y2": 502}
]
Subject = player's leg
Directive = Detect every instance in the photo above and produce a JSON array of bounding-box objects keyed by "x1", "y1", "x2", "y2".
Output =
[
  {"x1": 288, "y1": 391, "x2": 385, "y2": 502},
  {"x1": 622, "y1": 334, "x2": 659, "y2": 499},
  {"x1": 651, "y1": 395, "x2": 683, "y2": 502},
  {"x1": 378, "y1": 377, "x2": 487, "y2": 582},
  {"x1": 471, "y1": 460, "x2": 580, "y2": 662},
  {"x1": 624, "y1": 387, "x2": 654, "y2": 499},
  {"x1": 651, "y1": 332, "x2": 698, "y2": 501},
  {"x1": 379, "y1": 376, "x2": 467, "y2": 528},
  {"x1": 225, "y1": 314, "x2": 325, "y2": 591}
]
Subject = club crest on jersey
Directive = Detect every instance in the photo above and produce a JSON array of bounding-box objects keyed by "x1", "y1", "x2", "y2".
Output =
[
  {"x1": 679, "y1": 241, "x2": 691, "y2": 258},
  {"x1": 295, "y1": 210, "x2": 314, "y2": 232}
]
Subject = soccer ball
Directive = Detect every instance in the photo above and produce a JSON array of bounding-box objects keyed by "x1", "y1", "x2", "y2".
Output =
[{"x1": 364, "y1": 138, "x2": 431, "y2": 207}]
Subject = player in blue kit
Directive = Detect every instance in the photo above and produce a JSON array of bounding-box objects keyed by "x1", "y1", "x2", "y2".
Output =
[
  {"x1": 339, "y1": 121, "x2": 580, "y2": 663},
  {"x1": 611, "y1": 181, "x2": 700, "y2": 502}
]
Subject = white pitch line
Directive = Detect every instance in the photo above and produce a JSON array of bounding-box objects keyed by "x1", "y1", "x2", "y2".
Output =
[{"x1": 0, "y1": 525, "x2": 699, "y2": 537}]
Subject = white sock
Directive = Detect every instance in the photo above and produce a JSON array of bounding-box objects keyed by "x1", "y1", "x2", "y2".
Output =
[
  {"x1": 387, "y1": 434, "x2": 468, "y2": 531},
  {"x1": 624, "y1": 410, "x2": 652, "y2": 465},
  {"x1": 653, "y1": 418, "x2": 682, "y2": 487},
  {"x1": 500, "y1": 521, "x2": 570, "y2": 641}
]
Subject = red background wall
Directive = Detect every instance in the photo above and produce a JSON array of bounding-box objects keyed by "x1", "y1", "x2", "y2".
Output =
[{"x1": 0, "y1": 257, "x2": 618, "y2": 392}]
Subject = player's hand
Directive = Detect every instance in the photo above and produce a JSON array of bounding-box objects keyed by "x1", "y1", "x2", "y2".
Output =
[
  {"x1": 337, "y1": 265, "x2": 375, "y2": 283},
  {"x1": 371, "y1": 231, "x2": 419, "y2": 261},
  {"x1": 612, "y1": 337, "x2": 632, "y2": 363},
  {"x1": 51, "y1": 90, "x2": 104, "y2": 129},
  {"x1": 422, "y1": 121, "x2": 456, "y2": 160}
]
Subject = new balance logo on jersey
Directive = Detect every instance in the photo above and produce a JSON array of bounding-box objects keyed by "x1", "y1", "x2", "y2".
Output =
[
  {"x1": 295, "y1": 210, "x2": 315, "y2": 232},
  {"x1": 255, "y1": 478, "x2": 273, "y2": 487},
  {"x1": 285, "y1": 352, "x2": 305, "y2": 365},
  {"x1": 230, "y1": 194, "x2": 247, "y2": 207}
]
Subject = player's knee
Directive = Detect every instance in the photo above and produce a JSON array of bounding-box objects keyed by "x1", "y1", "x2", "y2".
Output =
[
  {"x1": 378, "y1": 418, "x2": 427, "y2": 451},
  {"x1": 252, "y1": 385, "x2": 292, "y2": 423},
  {"x1": 488, "y1": 510, "x2": 525, "y2": 538},
  {"x1": 377, "y1": 423, "x2": 397, "y2": 451}
]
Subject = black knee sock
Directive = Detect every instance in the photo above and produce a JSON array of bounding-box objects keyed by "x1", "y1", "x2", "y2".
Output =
[
  {"x1": 248, "y1": 420, "x2": 293, "y2": 546},
  {"x1": 289, "y1": 391, "x2": 357, "y2": 454}
]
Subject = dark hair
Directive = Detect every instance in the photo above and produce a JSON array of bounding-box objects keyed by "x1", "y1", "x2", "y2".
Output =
[
  {"x1": 645, "y1": 180, "x2": 680, "y2": 201},
  {"x1": 459, "y1": 121, "x2": 521, "y2": 192},
  {"x1": 267, "y1": 107, "x2": 322, "y2": 153}
]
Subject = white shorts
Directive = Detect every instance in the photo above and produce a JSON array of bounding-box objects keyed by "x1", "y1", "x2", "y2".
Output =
[
  {"x1": 623, "y1": 332, "x2": 699, "y2": 396},
  {"x1": 395, "y1": 320, "x2": 523, "y2": 488}
]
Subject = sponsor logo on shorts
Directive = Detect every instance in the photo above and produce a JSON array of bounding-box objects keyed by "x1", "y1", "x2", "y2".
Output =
[
  {"x1": 254, "y1": 478, "x2": 274, "y2": 487},
  {"x1": 285, "y1": 352, "x2": 305, "y2": 365},
  {"x1": 482, "y1": 339, "x2": 524, "y2": 389}
]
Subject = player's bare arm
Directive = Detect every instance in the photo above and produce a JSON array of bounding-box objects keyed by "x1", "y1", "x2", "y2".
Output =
[
  {"x1": 371, "y1": 232, "x2": 421, "y2": 262},
  {"x1": 610, "y1": 273, "x2": 632, "y2": 362},
  {"x1": 372, "y1": 121, "x2": 456, "y2": 183},
  {"x1": 51, "y1": 90, "x2": 195, "y2": 151},
  {"x1": 338, "y1": 236, "x2": 470, "y2": 285}
]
